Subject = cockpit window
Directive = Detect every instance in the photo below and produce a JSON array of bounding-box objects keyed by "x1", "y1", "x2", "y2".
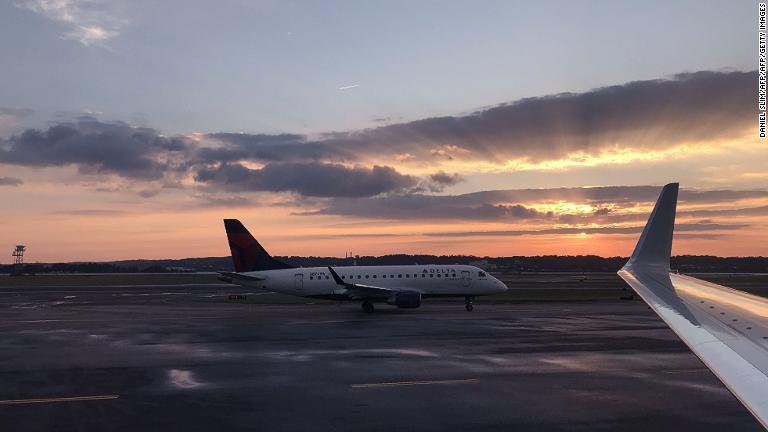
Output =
[{"x1": 478, "y1": 271, "x2": 487, "y2": 277}]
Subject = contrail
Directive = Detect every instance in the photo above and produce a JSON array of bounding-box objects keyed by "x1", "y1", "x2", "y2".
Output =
[{"x1": 338, "y1": 84, "x2": 360, "y2": 90}]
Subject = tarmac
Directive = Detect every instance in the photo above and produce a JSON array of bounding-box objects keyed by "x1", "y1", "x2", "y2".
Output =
[{"x1": 0, "y1": 284, "x2": 761, "y2": 431}]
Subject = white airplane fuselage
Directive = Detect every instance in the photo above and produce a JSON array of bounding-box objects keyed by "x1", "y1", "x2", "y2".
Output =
[{"x1": 234, "y1": 264, "x2": 507, "y2": 299}]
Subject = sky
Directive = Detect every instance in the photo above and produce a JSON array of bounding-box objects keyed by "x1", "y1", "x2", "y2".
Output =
[{"x1": 0, "y1": 0, "x2": 765, "y2": 262}]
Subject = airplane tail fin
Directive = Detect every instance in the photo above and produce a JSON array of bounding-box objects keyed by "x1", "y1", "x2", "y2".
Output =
[
  {"x1": 625, "y1": 183, "x2": 679, "y2": 271},
  {"x1": 223, "y1": 219, "x2": 294, "y2": 272}
]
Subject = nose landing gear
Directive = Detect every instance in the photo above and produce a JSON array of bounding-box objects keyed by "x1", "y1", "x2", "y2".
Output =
[
  {"x1": 464, "y1": 296, "x2": 474, "y2": 312},
  {"x1": 361, "y1": 301, "x2": 375, "y2": 313}
]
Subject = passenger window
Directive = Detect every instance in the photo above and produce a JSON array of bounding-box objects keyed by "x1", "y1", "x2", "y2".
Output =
[
  {"x1": 390, "y1": 275, "x2": 394, "y2": 278},
  {"x1": 437, "y1": 274, "x2": 441, "y2": 277},
  {"x1": 422, "y1": 274, "x2": 426, "y2": 278},
  {"x1": 406, "y1": 274, "x2": 410, "y2": 278},
  {"x1": 383, "y1": 275, "x2": 387, "y2": 278},
  {"x1": 326, "y1": 276, "x2": 329, "y2": 280},
  {"x1": 398, "y1": 274, "x2": 402, "y2": 278},
  {"x1": 342, "y1": 276, "x2": 345, "y2": 279},
  {"x1": 309, "y1": 276, "x2": 313, "y2": 280},
  {"x1": 357, "y1": 275, "x2": 361, "y2": 279},
  {"x1": 373, "y1": 275, "x2": 377, "y2": 278},
  {"x1": 414, "y1": 274, "x2": 418, "y2": 278},
  {"x1": 479, "y1": 271, "x2": 486, "y2": 277},
  {"x1": 430, "y1": 274, "x2": 434, "y2": 278},
  {"x1": 365, "y1": 275, "x2": 369, "y2": 279}
]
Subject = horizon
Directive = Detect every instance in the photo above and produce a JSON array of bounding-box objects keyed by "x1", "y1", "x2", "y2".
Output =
[
  {"x1": 1, "y1": 1, "x2": 765, "y2": 262},
  {"x1": 12, "y1": 253, "x2": 768, "y2": 266}
]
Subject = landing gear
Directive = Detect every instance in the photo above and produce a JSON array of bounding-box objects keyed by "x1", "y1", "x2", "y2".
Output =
[
  {"x1": 465, "y1": 296, "x2": 474, "y2": 312},
  {"x1": 361, "y1": 301, "x2": 375, "y2": 313}
]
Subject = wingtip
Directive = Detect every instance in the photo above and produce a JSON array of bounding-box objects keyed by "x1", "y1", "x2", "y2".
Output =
[
  {"x1": 327, "y1": 266, "x2": 343, "y2": 284},
  {"x1": 625, "y1": 183, "x2": 679, "y2": 270}
]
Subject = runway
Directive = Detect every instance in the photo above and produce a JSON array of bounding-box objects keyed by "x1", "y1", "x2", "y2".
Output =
[{"x1": 0, "y1": 284, "x2": 761, "y2": 431}]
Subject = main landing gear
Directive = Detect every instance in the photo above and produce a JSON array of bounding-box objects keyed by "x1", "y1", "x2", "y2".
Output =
[
  {"x1": 361, "y1": 301, "x2": 375, "y2": 313},
  {"x1": 465, "y1": 296, "x2": 474, "y2": 312}
]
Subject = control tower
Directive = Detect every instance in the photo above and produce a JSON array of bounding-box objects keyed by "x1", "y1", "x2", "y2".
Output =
[
  {"x1": 11, "y1": 245, "x2": 25, "y2": 276},
  {"x1": 12, "y1": 245, "x2": 25, "y2": 265}
]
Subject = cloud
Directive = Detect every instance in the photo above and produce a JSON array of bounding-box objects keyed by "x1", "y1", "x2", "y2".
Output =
[
  {"x1": 202, "y1": 70, "x2": 751, "y2": 169},
  {"x1": 18, "y1": 0, "x2": 124, "y2": 47},
  {"x1": 194, "y1": 162, "x2": 418, "y2": 198},
  {"x1": 302, "y1": 194, "x2": 553, "y2": 220},
  {"x1": 408, "y1": 171, "x2": 466, "y2": 193},
  {"x1": 0, "y1": 118, "x2": 188, "y2": 179},
  {"x1": 424, "y1": 222, "x2": 748, "y2": 237},
  {"x1": 199, "y1": 133, "x2": 354, "y2": 163},
  {"x1": 0, "y1": 176, "x2": 23, "y2": 186},
  {"x1": 0, "y1": 71, "x2": 756, "y2": 201},
  {"x1": 683, "y1": 205, "x2": 768, "y2": 218},
  {"x1": 429, "y1": 171, "x2": 463, "y2": 187},
  {"x1": 307, "y1": 186, "x2": 768, "y2": 221}
]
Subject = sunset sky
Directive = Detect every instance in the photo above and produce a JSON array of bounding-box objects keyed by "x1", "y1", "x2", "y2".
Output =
[{"x1": 0, "y1": 0, "x2": 764, "y2": 262}]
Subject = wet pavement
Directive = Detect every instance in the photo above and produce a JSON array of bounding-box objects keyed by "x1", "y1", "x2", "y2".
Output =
[{"x1": 0, "y1": 284, "x2": 761, "y2": 431}]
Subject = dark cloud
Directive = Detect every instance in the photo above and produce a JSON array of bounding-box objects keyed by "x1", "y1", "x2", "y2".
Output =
[
  {"x1": 683, "y1": 205, "x2": 768, "y2": 218},
  {"x1": 199, "y1": 133, "x2": 354, "y2": 164},
  {"x1": 0, "y1": 71, "x2": 754, "y2": 200},
  {"x1": 307, "y1": 186, "x2": 768, "y2": 221},
  {"x1": 424, "y1": 222, "x2": 747, "y2": 237},
  {"x1": 194, "y1": 162, "x2": 417, "y2": 198},
  {"x1": 411, "y1": 171, "x2": 466, "y2": 193},
  {"x1": 429, "y1": 171, "x2": 463, "y2": 187},
  {"x1": 0, "y1": 118, "x2": 188, "y2": 179},
  {"x1": 203, "y1": 70, "x2": 751, "y2": 166},
  {"x1": 0, "y1": 176, "x2": 23, "y2": 186},
  {"x1": 455, "y1": 186, "x2": 768, "y2": 206},
  {"x1": 302, "y1": 194, "x2": 552, "y2": 220}
]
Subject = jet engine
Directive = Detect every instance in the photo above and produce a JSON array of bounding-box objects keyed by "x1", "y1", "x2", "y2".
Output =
[{"x1": 387, "y1": 291, "x2": 422, "y2": 308}]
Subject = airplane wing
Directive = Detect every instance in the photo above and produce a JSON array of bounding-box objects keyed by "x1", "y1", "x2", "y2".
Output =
[
  {"x1": 217, "y1": 271, "x2": 266, "y2": 284},
  {"x1": 327, "y1": 266, "x2": 402, "y2": 299},
  {"x1": 618, "y1": 183, "x2": 768, "y2": 429}
]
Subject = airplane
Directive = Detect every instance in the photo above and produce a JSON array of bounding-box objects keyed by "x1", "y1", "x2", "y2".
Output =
[
  {"x1": 218, "y1": 219, "x2": 508, "y2": 312},
  {"x1": 619, "y1": 183, "x2": 768, "y2": 429}
]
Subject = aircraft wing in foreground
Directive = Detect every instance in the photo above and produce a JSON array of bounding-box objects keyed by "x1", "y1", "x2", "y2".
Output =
[{"x1": 618, "y1": 183, "x2": 768, "y2": 429}]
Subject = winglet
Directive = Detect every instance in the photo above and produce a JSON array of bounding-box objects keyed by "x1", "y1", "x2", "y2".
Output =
[
  {"x1": 327, "y1": 266, "x2": 349, "y2": 287},
  {"x1": 625, "y1": 183, "x2": 679, "y2": 271}
]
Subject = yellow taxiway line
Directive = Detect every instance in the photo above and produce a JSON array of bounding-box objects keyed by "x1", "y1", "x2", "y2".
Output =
[
  {"x1": 351, "y1": 379, "x2": 479, "y2": 389},
  {"x1": 0, "y1": 395, "x2": 119, "y2": 405}
]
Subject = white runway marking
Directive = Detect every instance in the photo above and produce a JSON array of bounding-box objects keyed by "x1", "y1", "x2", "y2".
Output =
[
  {"x1": 351, "y1": 379, "x2": 479, "y2": 389},
  {"x1": 0, "y1": 394, "x2": 119, "y2": 405}
]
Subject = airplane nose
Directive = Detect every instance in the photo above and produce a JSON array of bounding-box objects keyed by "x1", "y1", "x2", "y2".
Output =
[{"x1": 496, "y1": 279, "x2": 508, "y2": 292}]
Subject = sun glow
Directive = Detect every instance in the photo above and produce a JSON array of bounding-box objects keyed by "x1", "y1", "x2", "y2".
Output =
[{"x1": 527, "y1": 201, "x2": 597, "y2": 215}]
